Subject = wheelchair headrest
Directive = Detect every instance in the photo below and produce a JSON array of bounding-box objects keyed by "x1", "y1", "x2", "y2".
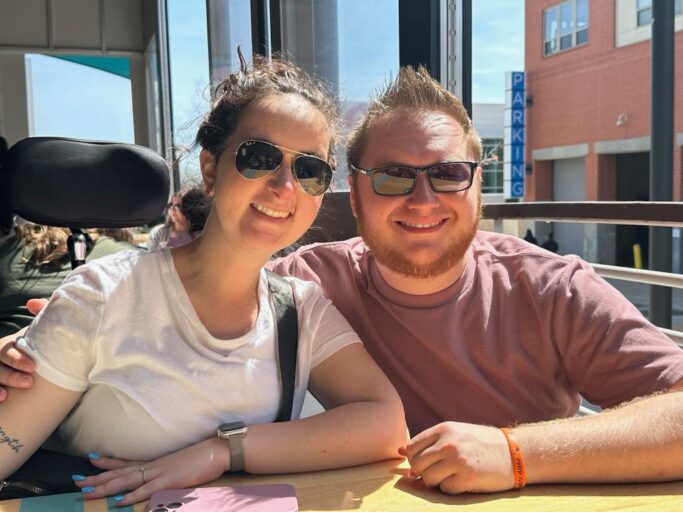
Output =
[{"x1": 1, "y1": 137, "x2": 170, "y2": 228}]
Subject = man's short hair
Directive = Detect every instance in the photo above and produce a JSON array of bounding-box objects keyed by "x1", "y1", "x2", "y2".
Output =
[{"x1": 347, "y1": 66, "x2": 482, "y2": 170}]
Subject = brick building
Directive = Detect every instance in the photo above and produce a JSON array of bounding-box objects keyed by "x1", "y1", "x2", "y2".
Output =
[{"x1": 524, "y1": 0, "x2": 683, "y2": 265}]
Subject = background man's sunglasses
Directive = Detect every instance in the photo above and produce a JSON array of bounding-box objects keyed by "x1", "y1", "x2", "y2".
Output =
[
  {"x1": 350, "y1": 162, "x2": 479, "y2": 196},
  {"x1": 230, "y1": 140, "x2": 333, "y2": 197}
]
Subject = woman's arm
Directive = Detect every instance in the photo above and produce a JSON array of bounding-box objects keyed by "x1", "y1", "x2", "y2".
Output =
[
  {"x1": 0, "y1": 373, "x2": 82, "y2": 478},
  {"x1": 244, "y1": 342, "x2": 407, "y2": 472},
  {"x1": 75, "y1": 343, "x2": 407, "y2": 506}
]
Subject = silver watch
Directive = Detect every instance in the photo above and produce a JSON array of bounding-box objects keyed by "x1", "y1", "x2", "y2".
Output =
[{"x1": 217, "y1": 421, "x2": 248, "y2": 472}]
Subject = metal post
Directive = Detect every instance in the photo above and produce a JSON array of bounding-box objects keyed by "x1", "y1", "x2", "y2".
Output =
[
  {"x1": 649, "y1": 0, "x2": 675, "y2": 328},
  {"x1": 460, "y1": 0, "x2": 472, "y2": 117},
  {"x1": 157, "y1": 0, "x2": 176, "y2": 191}
]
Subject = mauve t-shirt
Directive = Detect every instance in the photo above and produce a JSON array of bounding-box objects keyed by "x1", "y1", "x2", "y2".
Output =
[{"x1": 269, "y1": 231, "x2": 683, "y2": 434}]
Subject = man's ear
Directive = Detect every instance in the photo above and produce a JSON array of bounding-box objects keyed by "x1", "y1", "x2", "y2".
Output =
[
  {"x1": 200, "y1": 149, "x2": 217, "y2": 196},
  {"x1": 348, "y1": 175, "x2": 358, "y2": 218}
]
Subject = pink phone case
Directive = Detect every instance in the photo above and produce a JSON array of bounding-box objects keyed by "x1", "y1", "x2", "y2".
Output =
[{"x1": 146, "y1": 484, "x2": 298, "y2": 512}]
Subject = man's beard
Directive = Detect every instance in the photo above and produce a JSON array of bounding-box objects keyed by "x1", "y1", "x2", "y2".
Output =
[{"x1": 355, "y1": 189, "x2": 481, "y2": 279}]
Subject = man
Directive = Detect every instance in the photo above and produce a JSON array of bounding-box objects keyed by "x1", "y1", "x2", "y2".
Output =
[{"x1": 2, "y1": 67, "x2": 683, "y2": 494}]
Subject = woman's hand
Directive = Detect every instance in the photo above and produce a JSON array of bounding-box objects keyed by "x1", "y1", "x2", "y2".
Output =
[{"x1": 75, "y1": 437, "x2": 230, "y2": 506}]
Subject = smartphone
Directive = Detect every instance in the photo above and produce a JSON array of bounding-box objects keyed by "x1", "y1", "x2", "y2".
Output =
[{"x1": 146, "y1": 484, "x2": 298, "y2": 512}]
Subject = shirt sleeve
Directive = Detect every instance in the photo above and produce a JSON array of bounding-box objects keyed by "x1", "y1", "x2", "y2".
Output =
[
  {"x1": 552, "y1": 259, "x2": 683, "y2": 407},
  {"x1": 16, "y1": 264, "x2": 105, "y2": 392},
  {"x1": 289, "y1": 278, "x2": 361, "y2": 368}
]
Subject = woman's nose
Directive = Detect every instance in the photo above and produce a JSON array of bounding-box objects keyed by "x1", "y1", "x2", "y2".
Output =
[{"x1": 267, "y1": 155, "x2": 297, "y2": 197}]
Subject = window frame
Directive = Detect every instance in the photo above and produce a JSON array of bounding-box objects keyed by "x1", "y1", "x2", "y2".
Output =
[
  {"x1": 637, "y1": 0, "x2": 681, "y2": 27},
  {"x1": 542, "y1": 0, "x2": 589, "y2": 56}
]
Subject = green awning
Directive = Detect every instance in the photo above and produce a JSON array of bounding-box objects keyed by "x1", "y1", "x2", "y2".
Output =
[{"x1": 53, "y1": 55, "x2": 130, "y2": 79}]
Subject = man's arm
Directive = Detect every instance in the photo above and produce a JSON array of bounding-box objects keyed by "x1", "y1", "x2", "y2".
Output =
[
  {"x1": 402, "y1": 381, "x2": 683, "y2": 494},
  {"x1": 0, "y1": 299, "x2": 48, "y2": 400},
  {"x1": 519, "y1": 379, "x2": 683, "y2": 485}
]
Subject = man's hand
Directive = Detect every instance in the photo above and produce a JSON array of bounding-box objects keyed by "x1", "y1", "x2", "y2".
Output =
[
  {"x1": 0, "y1": 298, "x2": 48, "y2": 401},
  {"x1": 399, "y1": 421, "x2": 514, "y2": 494}
]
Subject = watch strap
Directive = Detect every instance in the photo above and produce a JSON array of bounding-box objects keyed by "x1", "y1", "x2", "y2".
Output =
[{"x1": 229, "y1": 435, "x2": 245, "y2": 472}]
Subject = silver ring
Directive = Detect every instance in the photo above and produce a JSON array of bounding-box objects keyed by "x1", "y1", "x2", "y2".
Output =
[{"x1": 138, "y1": 466, "x2": 146, "y2": 484}]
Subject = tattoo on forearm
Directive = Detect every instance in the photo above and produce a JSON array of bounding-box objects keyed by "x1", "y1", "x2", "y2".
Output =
[{"x1": 0, "y1": 425, "x2": 24, "y2": 453}]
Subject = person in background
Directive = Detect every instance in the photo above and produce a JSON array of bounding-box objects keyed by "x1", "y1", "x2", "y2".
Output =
[
  {"x1": 145, "y1": 191, "x2": 190, "y2": 250},
  {"x1": 540, "y1": 231, "x2": 559, "y2": 253},
  {"x1": 166, "y1": 186, "x2": 211, "y2": 248},
  {"x1": 522, "y1": 228, "x2": 537, "y2": 245},
  {"x1": 0, "y1": 223, "x2": 137, "y2": 337},
  {"x1": 0, "y1": 55, "x2": 405, "y2": 506}
]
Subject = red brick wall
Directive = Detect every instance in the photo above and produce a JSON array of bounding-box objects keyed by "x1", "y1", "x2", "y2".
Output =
[{"x1": 525, "y1": 0, "x2": 683, "y2": 201}]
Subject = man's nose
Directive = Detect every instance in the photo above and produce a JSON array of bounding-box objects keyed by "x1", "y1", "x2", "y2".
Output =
[{"x1": 406, "y1": 173, "x2": 439, "y2": 208}]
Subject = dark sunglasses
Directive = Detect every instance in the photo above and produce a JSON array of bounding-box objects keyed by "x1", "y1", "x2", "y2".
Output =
[
  {"x1": 230, "y1": 140, "x2": 333, "y2": 197},
  {"x1": 350, "y1": 161, "x2": 479, "y2": 196},
  {"x1": 167, "y1": 203, "x2": 181, "y2": 210}
]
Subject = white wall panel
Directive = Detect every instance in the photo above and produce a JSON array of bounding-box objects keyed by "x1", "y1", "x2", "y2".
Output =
[
  {"x1": 51, "y1": 0, "x2": 101, "y2": 49},
  {"x1": 0, "y1": 0, "x2": 49, "y2": 47},
  {"x1": 105, "y1": 0, "x2": 143, "y2": 51}
]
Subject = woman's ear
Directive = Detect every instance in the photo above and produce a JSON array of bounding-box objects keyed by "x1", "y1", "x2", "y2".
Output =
[{"x1": 200, "y1": 149, "x2": 217, "y2": 197}]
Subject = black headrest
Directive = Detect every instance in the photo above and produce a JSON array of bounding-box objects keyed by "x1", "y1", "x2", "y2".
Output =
[{"x1": 0, "y1": 137, "x2": 170, "y2": 228}]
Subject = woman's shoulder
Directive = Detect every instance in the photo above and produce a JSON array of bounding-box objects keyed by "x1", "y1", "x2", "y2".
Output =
[{"x1": 68, "y1": 248, "x2": 164, "y2": 294}]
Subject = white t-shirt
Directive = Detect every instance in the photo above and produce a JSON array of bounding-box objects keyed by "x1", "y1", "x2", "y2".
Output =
[{"x1": 18, "y1": 249, "x2": 359, "y2": 460}]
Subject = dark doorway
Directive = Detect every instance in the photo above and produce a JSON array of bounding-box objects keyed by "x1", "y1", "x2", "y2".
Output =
[{"x1": 616, "y1": 152, "x2": 650, "y2": 267}]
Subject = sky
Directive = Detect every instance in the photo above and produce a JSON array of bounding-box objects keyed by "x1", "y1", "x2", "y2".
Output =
[
  {"x1": 26, "y1": 53, "x2": 134, "y2": 142},
  {"x1": 472, "y1": 0, "x2": 526, "y2": 103},
  {"x1": 26, "y1": 0, "x2": 524, "y2": 173}
]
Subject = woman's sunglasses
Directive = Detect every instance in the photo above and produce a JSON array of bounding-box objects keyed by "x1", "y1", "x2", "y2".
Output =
[
  {"x1": 230, "y1": 140, "x2": 333, "y2": 197},
  {"x1": 350, "y1": 162, "x2": 479, "y2": 196}
]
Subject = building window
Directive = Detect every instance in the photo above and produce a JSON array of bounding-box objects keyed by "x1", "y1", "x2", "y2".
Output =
[
  {"x1": 637, "y1": 0, "x2": 682, "y2": 27},
  {"x1": 543, "y1": 0, "x2": 589, "y2": 56},
  {"x1": 481, "y1": 139, "x2": 504, "y2": 194}
]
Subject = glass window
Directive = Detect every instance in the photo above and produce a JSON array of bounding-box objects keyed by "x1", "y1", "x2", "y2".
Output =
[
  {"x1": 481, "y1": 139, "x2": 504, "y2": 194},
  {"x1": 543, "y1": 0, "x2": 588, "y2": 56},
  {"x1": 279, "y1": 0, "x2": 399, "y2": 190},
  {"x1": 576, "y1": 0, "x2": 589, "y2": 29},
  {"x1": 25, "y1": 54, "x2": 134, "y2": 143},
  {"x1": 206, "y1": 0, "x2": 253, "y2": 82},
  {"x1": 543, "y1": 8, "x2": 558, "y2": 55},
  {"x1": 166, "y1": 0, "x2": 210, "y2": 183},
  {"x1": 637, "y1": 0, "x2": 680, "y2": 26}
]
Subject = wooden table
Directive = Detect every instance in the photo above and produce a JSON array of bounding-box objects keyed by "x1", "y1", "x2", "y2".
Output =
[{"x1": 2, "y1": 459, "x2": 682, "y2": 511}]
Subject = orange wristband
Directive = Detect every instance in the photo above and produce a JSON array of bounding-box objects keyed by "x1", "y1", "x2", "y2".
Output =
[{"x1": 500, "y1": 427, "x2": 527, "y2": 489}]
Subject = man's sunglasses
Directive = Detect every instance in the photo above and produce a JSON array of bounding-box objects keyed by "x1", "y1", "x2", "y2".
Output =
[
  {"x1": 229, "y1": 140, "x2": 334, "y2": 197},
  {"x1": 350, "y1": 161, "x2": 479, "y2": 196}
]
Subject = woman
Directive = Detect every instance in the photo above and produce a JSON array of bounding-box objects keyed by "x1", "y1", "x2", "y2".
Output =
[
  {"x1": 0, "y1": 56, "x2": 406, "y2": 506},
  {"x1": 165, "y1": 186, "x2": 211, "y2": 248},
  {"x1": 145, "y1": 191, "x2": 190, "y2": 249},
  {"x1": 0, "y1": 223, "x2": 137, "y2": 337}
]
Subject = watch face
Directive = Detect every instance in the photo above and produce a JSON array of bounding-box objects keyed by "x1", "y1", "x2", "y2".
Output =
[{"x1": 218, "y1": 421, "x2": 247, "y2": 437}]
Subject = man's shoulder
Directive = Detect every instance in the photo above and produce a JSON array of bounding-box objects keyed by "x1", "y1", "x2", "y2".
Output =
[
  {"x1": 271, "y1": 238, "x2": 368, "y2": 279},
  {"x1": 472, "y1": 230, "x2": 587, "y2": 278}
]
